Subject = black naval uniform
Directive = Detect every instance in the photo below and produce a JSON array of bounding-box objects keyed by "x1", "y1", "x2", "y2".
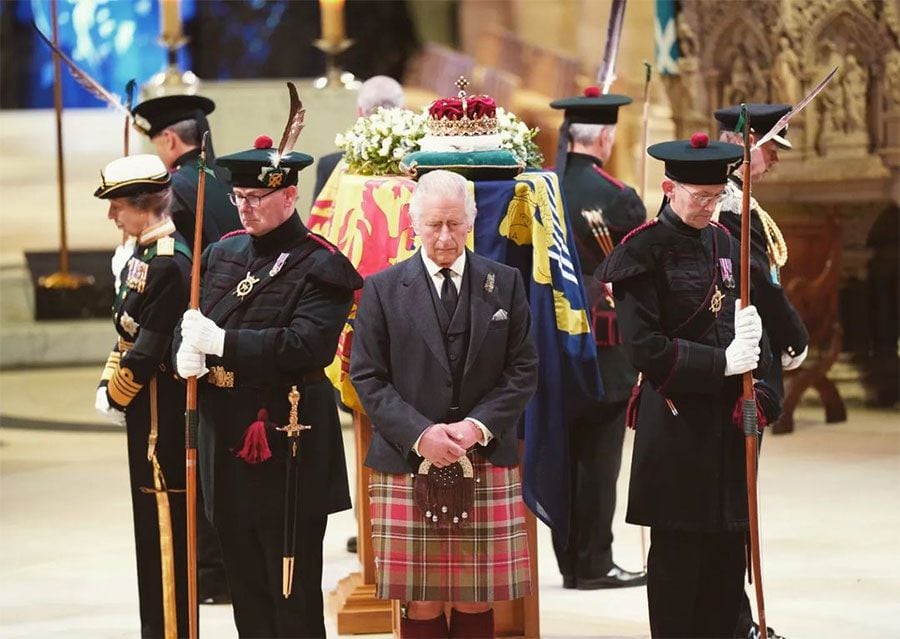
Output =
[
  {"x1": 554, "y1": 152, "x2": 647, "y2": 586},
  {"x1": 597, "y1": 206, "x2": 777, "y2": 638},
  {"x1": 99, "y1": 220, "x2": 192, "y2": 638},
  {"x1": 187, "y1": 213, "x2": 362, "y2": 637},
  {"x1": 170, "y1": 148, "x2": 241, "y2": 250}
]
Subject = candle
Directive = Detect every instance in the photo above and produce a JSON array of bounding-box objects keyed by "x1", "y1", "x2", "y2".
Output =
[
  {"x1": 320, "y1": 0, "x2": 345, "y2": 45},
  {"x1": 160, "y1": 0, "x2": 182, "y2": 40}
]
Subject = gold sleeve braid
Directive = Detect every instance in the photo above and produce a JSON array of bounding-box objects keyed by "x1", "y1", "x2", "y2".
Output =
[
  {"x1": 108, "y1": 366, "x2": 143, "y2": 407},
  {"x1": 100, "y1": 351, "x2": 121, "y2": 382}
]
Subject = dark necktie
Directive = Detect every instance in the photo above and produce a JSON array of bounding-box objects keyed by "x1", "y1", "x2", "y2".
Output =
[{"x1": 439, "y1": 267, "x2": 458, "y2": 317}]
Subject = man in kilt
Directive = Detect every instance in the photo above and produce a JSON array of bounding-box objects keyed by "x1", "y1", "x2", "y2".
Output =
[{"x1": 350, "y1": 170, "x2": 539, "y2": 638}]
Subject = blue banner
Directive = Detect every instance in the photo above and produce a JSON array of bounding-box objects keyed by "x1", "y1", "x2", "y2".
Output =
[{"x1": 474, "y1": 172, "x2": 603, "y2": 539}]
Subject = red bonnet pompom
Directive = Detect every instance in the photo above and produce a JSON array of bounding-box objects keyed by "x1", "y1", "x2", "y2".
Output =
[
  {"x1": 690, "y1": 132, "x2": 710, "y2": 148},
  {"x1": 583, "y1": 86, "x2": 601, "y2": 98},
  {"x1": 254, "y1": 135, "x2": 273, "y2": 149}
]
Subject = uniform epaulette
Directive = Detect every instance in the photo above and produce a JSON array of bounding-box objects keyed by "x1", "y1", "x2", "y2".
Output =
[
  {"x1": 709, "y1": 220, "x2": 731, "y2": 236},
  {"x1": 592, "y1": 165, "x2": 625, "y2": 190},
  {"x1": 621, "y1": 218, "x2": 658, "y2": 244},
  {"x1": 220, "y1": 229, "x2": 249, "y2": 241},
  {"x1": 307, "y1": 232, "x2": 336, "y2": 254}
]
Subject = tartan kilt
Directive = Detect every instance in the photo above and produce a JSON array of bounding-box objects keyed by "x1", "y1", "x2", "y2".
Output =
[{"x1": 369, "y1": 453, "x2": 531, "y2": 602}]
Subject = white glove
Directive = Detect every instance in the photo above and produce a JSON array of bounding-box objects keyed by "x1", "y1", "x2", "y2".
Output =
[
  {"x1": 95, "y1": 387, "x2": 126, "y2": 426},
  {"x1": 781, "y1": 345, "x2": 808, "y2": 371},
  {"x1": 112, "y1": 237, "x2": 136, "y2": 290},
  {"x1": 725, "y1": 339, "x2": 761, "y2": 376},
  {"x1": 181, "y1": 309, "x2": 225, "y2": 356},
  {"x1": 176, "y1": 343, "x2": 208, "y2": 378},
  {"x1": 733, "y1": 301, "x2": 763, "y2": 344}
]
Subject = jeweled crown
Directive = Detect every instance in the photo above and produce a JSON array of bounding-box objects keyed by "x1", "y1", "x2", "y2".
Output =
[{"x1": 426, "y1": 76, "x2": 499, "y2": 136}]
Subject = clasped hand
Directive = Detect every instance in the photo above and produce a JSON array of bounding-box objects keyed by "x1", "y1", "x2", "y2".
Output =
[{"x1": 418, "y1": 421, "x2": 482, "y2": 468}]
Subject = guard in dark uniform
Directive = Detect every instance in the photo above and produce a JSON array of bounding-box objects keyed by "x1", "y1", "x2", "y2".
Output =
[
  {"x1": 597, "y1": 134, "x2": 781, "y2": 638},
  {"x1": 133, "y1": 94, "x2": 241, "y2": 251},
  {"x1": 550, "y1": 88, "x2": 648, "y2": 589},
  {"x1": 174, "y1": 134, "x2": 363, "y2": 637},
  {"x1": 93, "y1": 154, "x2": 191, "y2": 638},
  {"x1": 132, "y1": 93, "x2": 239, "y2": 601},
  {"x1": 715, "y1": 105, "x2": 808, "y2": 639}
]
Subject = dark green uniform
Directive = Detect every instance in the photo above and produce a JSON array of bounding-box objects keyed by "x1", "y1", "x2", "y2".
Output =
[
  {"x1": 98, "y1": 221, "x2": 191, "y2": 638},
  {"x1": 554, "y1": 151, "x2": 646, "y2": 587},
  {"x1": 186, "y1": 213, "x2": 362, "y2": 637},
  {"x1": 170, "y1": 148, "x2": 241, "y2": 251}
]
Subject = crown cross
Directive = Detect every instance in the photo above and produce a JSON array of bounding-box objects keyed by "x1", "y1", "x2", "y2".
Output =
[{"x1": 455, "y1": 76, "x2": 469, "y2": 97}]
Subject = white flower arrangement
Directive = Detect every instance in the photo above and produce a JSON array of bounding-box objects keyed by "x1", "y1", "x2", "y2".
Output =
[
  {"x1": 335, "y1": 107, "x2": 427, "y2": 176},
  {"x1": 335, "y1": 105, "x2": 543, "y2": 175},
  {"x1": 494, "y1": 107, "x2": 544, "y2": 169}
]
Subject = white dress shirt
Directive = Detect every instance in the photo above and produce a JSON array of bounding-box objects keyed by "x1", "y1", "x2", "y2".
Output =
[{"x1": 413, "y1": 250, "x2": 493, "y2": 455}]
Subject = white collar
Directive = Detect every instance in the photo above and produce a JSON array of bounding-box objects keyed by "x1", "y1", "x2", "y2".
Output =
[
  {"x1": 421, "y1": 250, "x2": 466, "y2": 278},
  {"x1": 138, "y1": 218, "x2": 177, "y2": 247}
]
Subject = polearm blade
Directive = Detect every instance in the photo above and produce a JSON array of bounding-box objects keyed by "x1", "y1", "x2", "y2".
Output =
[
  {"x1": 596, "y1": 0, "x2": 627, "y2": 94},
  {"x1": 739, "y1": 104, "x2": 768, "y2": 634},
  {"x1": 184, "y1": 130, "x2": 210, "y2": 639},
  {"x1": 279, "y1": 386, "x2": 311, "y2": 598},
  {"x1": 753, "y1": 66, "x2": 839, "y2": 148}
]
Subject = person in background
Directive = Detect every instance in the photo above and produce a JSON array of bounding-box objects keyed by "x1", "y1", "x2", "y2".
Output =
[
  {"x1": 312, "y1": 75, "x2": 406, "y2": 203},
  {"x1": 550, "y1": 87, "x2": 648, "y2": 591}
]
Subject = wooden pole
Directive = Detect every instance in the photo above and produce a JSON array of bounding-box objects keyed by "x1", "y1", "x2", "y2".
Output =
[
  {"x1": 739, "y1": 104, "x2": 766, "y2": 634},
  {"x1": 184, "y1": 131, "x2": 209, "y2": 639},
  {"x1": 51, "y1": 0, "x2": 68, "y2": 276}
]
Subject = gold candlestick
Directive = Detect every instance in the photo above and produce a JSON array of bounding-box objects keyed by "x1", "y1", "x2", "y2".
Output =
[
  {"x1": 312, "y1": 39, "x2": 358, "y2": 90},
  {"x1": 143, "y1": 0, "x2": 198, "y2": 97}
]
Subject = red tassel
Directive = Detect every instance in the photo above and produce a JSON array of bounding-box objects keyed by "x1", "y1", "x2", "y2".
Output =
[
  {"x1": 625, "y1": 375, "x2": 644, "y2": 430},
  {"x1": 731, "y1": 391, "x2": 769, "y2": 431},
  {"x1": 234, "y1": 409, "x2": 272, "y2": 464}
]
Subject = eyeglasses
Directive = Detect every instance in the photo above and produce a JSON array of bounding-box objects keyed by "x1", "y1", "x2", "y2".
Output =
[
  {"x1": 228, "y1": 189, "x2": 279, "y2": 209},
  {"x1": 675, "y1": 183, "x2": 726, "y2": 207}
]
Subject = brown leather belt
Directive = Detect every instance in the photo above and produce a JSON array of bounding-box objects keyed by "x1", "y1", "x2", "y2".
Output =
[{"x1": 206, "y1": 366, "x2": 326, "y2": 389}]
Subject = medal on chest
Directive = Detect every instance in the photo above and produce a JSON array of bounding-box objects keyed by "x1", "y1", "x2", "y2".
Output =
[
  {"x1": 719, "y1": 258, "x2": 735, "y2": 290},
  {"x1": 234, "y1": 271, "x2": 261, "y2": 299},
  {"x1": 125, "y1": 257, "x2": 149, "y2": 293}
]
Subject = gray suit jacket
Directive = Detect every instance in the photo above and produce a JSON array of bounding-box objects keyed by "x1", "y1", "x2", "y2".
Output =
[{"x1": 350, "y1": 249, "x2": 539, "y2": 473}]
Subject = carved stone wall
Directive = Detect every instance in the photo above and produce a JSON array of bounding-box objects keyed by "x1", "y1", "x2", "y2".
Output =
[
  {"x1": 666, "y1": 0, "x2": 900, "y2": 184},
  {"x1": 665, "y1": 0, "x2": 900, "y2": 406}
]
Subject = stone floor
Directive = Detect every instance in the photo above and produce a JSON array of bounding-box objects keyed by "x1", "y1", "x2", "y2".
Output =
[{"x1": 0, "y1": 366, "x2": 898, "y2": 638}]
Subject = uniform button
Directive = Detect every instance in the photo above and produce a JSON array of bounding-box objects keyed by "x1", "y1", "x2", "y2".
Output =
[
  {"x1": 448, "y1": 335, "x2": 456, "y2": 342},
  {"x1": 446, "y1": 380, "x2": 452, "y2": 387},
  {"x1": 449, "y1": 354, "x2": 458, "y2": 361}
]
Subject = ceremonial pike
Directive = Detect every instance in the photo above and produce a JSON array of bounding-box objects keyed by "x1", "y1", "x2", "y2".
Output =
[
  {"x1": 596, "y1": 0, "x2": 627, "y2": 94},
  {"x1": 739, "y1": 104, "x2": 767, "y2": 634},
  {"x1": 753, "y1": 66, "x2": 839, "y2": 149}
]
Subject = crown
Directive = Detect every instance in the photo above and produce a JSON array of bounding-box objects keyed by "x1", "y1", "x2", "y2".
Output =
[{"x1": 426, "y1": 76, "x2": 499, "y2": 136}]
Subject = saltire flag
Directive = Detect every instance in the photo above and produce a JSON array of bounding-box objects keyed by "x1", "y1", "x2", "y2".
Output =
[
  {"x1": 656, "y1": 0, "x2": 680, "y2": 75},
  {"x1": 310, "y1": 169, "x2": 603, "y2": 538}
]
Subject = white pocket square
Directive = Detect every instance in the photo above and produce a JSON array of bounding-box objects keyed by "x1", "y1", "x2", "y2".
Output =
[{"x1": 491, "y1": 309, "x2": 508, "y2": 321}]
